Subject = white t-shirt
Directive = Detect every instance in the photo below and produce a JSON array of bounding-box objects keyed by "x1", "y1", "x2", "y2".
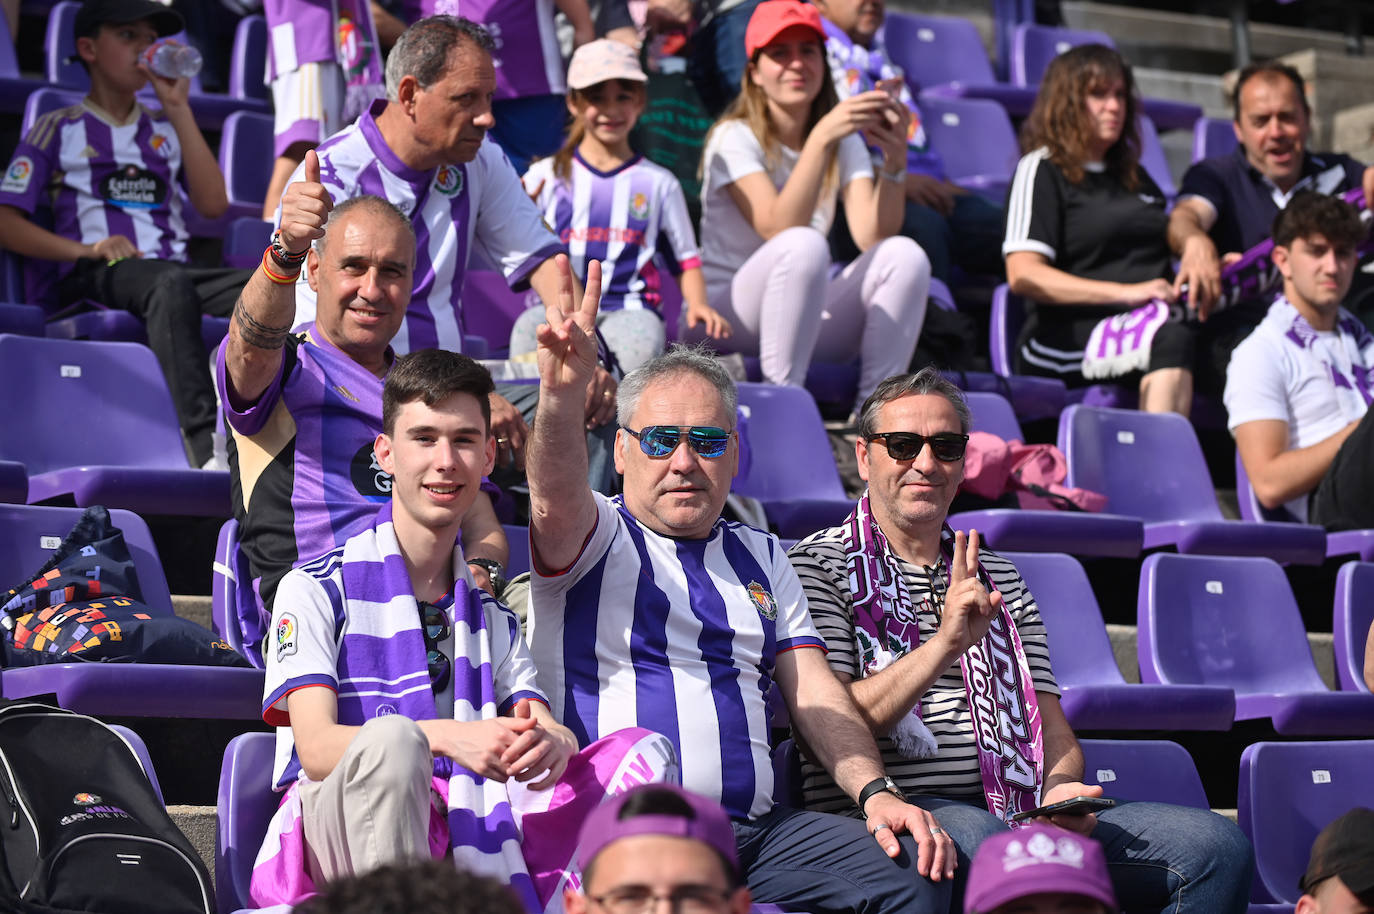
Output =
[
  {"x1": 699, "y1": 121, "x2": 874, "y2": 289},
  {"x1": 1225, "y1": 295, "x2": 1374, "y2": 520}
]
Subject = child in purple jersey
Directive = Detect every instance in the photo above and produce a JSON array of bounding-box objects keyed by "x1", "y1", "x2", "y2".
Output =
[
  {"x1": 0, "y1": 0, "x2": 250, "y2": 468},
  {"x1": 512, "y1": 38, "x2": 731, "y2": 374}
]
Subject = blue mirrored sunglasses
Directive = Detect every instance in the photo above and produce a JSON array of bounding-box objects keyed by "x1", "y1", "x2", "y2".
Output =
[{"x1": 623, "y1": 425, "x2": 732, "y2": 459}]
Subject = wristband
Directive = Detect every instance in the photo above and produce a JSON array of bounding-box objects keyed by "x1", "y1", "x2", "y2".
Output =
[
  {"x1": 468, "y1": 558, "x2": 506, "y2": 593},
  {"x1": 879, "y1": 166, "x2": 906, "y2": 184},
  {"x1": 269, "y1": 230, "x2": 309, "y2": 267},
  {"x1": 857, "y1": 776, "x2": 904, "y2": 817},
  {"x1": 260, "y1": 248, "x2": 300, "y2": 285}
]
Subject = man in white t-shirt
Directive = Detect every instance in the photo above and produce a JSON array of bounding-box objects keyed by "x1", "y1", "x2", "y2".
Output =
[{"x1": 1225, "y1": 191, "x2": 1374, "y2": 530}]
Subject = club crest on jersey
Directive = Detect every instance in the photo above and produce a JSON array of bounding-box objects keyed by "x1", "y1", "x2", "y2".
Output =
[
  {"x1": 1, "y1": 156, "x2": 33, "y2": 194},
  {"x1": 435, "y1": 165, "x2": 464, "y2": 196},
  {"x1": 747, "y1": 581, "x2": 777, "y2": 620},
  {"x1": 276, "y1": 613, "x2": 297, "y2": 662},
  {"x1": 629, "y1": 192, "x2": 650, "y2": 220},
  {"x1": 149, "y1": 134, "x2": 173, "y2": 158}
]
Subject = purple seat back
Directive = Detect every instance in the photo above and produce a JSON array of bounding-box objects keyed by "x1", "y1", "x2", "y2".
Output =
[
  {"x1": 881, "y1": 12, "x2": 998, "y2": 91},
  {"x1": 225, "y1": 217, "x2": 274, "y2": 270},
  {"x1": 21, "y1": 86, "x2": 85, "y2": 138},
  {"x1": 918, "y1": 96, "x2": 1019, "y2": 198},
  {"x1": 989, "y1": 284, "x2": 1018, "y2": 376},
  {"x1": 1138, "y1": 553, "x2": 1327, "y2": 694},
  {"x1": 503, "y1": 523, "x2": 532, "y2": 578},
  {"x1": 108, "y1": 723, "x2": 165, "y2": 805},
  {"x1": 460, "y1": 270, "x2": 540, "y2": 354},
  {"x1": 1239, "y1": 740, "x2": 1374, "y2": 904},
  {"x1": 1001, "y1": 552, "x2": 1125, "y2": 687},
  {"x1": 0, "y1": 504, "x2": 173, "y2": 614},
  {"x1": 1137, "y1": 115, "x2": 1177, "y2": 200},
  {"x1": 0, "y1": 460, "x2": 26, "y2": 503},
  {"x1": 733, "y1": 382, "x2": 846, "y2": 503},
  {"x1": 229, "y1": 15, "x2": 268, "y2": 102},
  {"x1": 0, "y1": 335, "x2": 192, "y2": 472},
  {"x1": 1010, "y1": 23, "x2": 1115, "y2": 87},
  {"x1": 963, "y1": 390, "x2": 1021, "y2": 441},
  {"x1": 216, "y1": 731, "x2": 278, "y2": 914},
  {"x1": 1059, "y1": 405, "x2": 1223, "y2": 522},
  {"x1": 1235, "y1": 451, "x2": 1302, "y2": 523},
  {"x1": 1079, "y1": 738, "x2": 1209, "y2": 808},
  {"x1": 212, "y1": 518, "x2": 266, "y2": 669},
  {"x1": 220, "y1": 110, "x2": 274, "y2": 214},
  {"x1": 1193, "y1": 116, "x2": 1239, "y2": 162},
  {"x1": 1333, "y1": 562, "x2": 1373, "y2": 693}
]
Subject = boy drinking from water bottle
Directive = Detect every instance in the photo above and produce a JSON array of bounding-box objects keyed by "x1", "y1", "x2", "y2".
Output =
[{"x1": 0, "y1": 0, "x2": 252, "y2": 468}]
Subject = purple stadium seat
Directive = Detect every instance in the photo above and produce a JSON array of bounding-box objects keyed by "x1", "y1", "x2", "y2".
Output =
[
  {"x1": 1078, "y1": 739, "x2": 1211, "y2": 808},
  {"x1": 0, "y1": 336, "x2": 231, "y2": 516},
  {"x1": 221, "y1": 110, "x2": 275, "y2": 221},
  {"x1": 1235, "y1": 451, "x2": 1374, "y2": 562},
  {"x1": 1136, "y1": 115, "x2": 1177, "y2": 201},
  {"x1": 46, "y1": 310, "x2": 231, "y2": 354},
  {"x1": 459, "y1": 269, "x2": 540, "y2": 358},
  {"x1": 732, "y1": 382, "x2": 851, "y2": 538},
  {"x1": 1238, "y1": 740, "x2": 1374, "y2": 904},
  {"x1": 918, "y1": 96, "x2": 1019, "y2": 201},
  {"x1": 228, "y1": 15, "x2": 269, "y2": 104},
  {"x1": 945, "y1": 369, "x2": 1069, "y2": 425},
  {"x1": 216, "y1": 731, "x2": 276, "y2": 914},
  {"x1": 0, "y1": 504, "x2": 263, "y2": 718},
  {"x1": 1138, "y1": 553, "x2": 1374, "y2": 735},
  {"x1": 0, "y1": 460, "x2": 27, "y2": 504},
  {"x1": 212, "y1": 518, "x2": 266, "y2": 670},
  {"x1": 0, "y1": 9, "x2": 46, "y2": 114},
  {"x1": 1194, "y1": 116, "x2": 1239, "y2": 162},
  {"x1": 504, "y1": 523, "x2": 532, "y2": 578},
  {"x1": 1060, "y1": 405, "x2": 1327, "y2": 564},
  {"x1": 882, "y1": 11, "x2": 1037, "y2": 116},
  {"x1": 771, "y1": 738, "x2": 803, "y2": 807},
  {"x1": 1002, "y1": 551, "x2": 1233, "y2": 730},
  {"x1": 0, "y1": 304, "x2": 44, "y2": 336},
  {"x1": 21, "y1": 86, "x2": 87, "y2": 149},
  {"x1": 948, "y1": 397, "x2": 1145, "y2": 557},
  {"x1": 1333, "y1": 562, "x2": 1373, "y2": 693},
  {"x1": 109, "y1": 723, "x2": 165, "y2": 805},
  {"x1": 225, "y1": 217, "x2": 274, "y2": 271},
  {"x1": 989, "y1": 285, "x2": 1125, "y2": 411}
]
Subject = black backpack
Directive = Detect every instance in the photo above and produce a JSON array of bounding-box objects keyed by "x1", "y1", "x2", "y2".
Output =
[{"x1": 0, "y1": 700, "x2": 214, "y2": 913}]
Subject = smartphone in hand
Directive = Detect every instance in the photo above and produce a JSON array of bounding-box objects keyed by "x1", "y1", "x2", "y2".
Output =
[{"x1": 1010, "y1": 796, "x2": 1116, "y2": 822}]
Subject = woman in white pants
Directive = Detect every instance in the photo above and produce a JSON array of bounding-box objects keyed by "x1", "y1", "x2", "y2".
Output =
[{"x1": 689, "y1": 0, "x2": 930, "y2": 416}]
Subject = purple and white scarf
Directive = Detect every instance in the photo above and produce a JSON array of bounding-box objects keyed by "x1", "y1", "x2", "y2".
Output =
[
  {"x1": 842, "y1": 492, "x2": 1044, "y2": 823},
  {"x1": 335, "y1": 0, "x2": 385, "y2": 122}
]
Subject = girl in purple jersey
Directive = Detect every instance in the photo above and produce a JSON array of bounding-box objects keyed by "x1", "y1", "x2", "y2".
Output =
[{"x1": 512, "y1": 39, "x2": 730, "y2": 374}]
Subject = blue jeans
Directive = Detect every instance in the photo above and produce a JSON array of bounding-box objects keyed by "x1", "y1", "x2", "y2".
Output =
[
  {"x1": 687, "y1": 0, "x2": 764, "y2": 117},
  {"x1": 900, "y1": 193, "x2": 1005, "y2": 283},
  {"x1": 908, "y1": 796, "x2": 1254, "y2": 914},
  {"x1": 732, "y1": 805, "x2": 951, "y2": 914}
]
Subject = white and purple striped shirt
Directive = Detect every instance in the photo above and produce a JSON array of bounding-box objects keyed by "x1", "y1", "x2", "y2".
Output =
[
  {"x1": 528, "y1": 493, "x2": 824, "y2": 820},
  {"x1": 523, "y1": 153, "x2": 701, "y2": 312},
  {"x1": 263, "y1": 0, "x2": 338, "y2": 79},
  {"x1": 280, "y1": 99, "x2": 563, "y2": 353},
  {"x1": 0, "y1": 101, "x2": 189, "y2": 303}
]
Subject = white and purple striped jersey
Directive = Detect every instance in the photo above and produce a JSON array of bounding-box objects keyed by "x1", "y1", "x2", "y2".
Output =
[
  {"x1": 523, "y1": 153, "x2": 701, "y2": 312},
  {"x1": 0, "y1": 101, "x2": 189, "y2": 301},
  {"x1": 279, "y1": 99, "x2": 563, "y2": 353},
  {"x1": 388, "y1": 0, "x2": 564, "y2": 99},
  {"x1": 528, "y1": 493, "x2": 825, "y2": 820},
  {"x1": 263, "y1": 0, "x2": 338, "y2": 79}
]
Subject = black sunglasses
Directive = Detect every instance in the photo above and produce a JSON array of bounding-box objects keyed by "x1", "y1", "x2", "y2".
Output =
[
  {"x1": 622, "y1": 425, "x2": 732, "y2": 459},
  {"x1": 867, "y1": 431, "x2": 969, "y2": 462},
  {"x1": 417, "y1": 600, "x2": 451, "y2": 693}
]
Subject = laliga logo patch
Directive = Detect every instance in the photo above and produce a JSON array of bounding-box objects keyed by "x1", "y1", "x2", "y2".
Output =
[
  {"x1": 629, "y1": 192, "x2": 650, "y2": 221},
  {"x1": 276, "y1": 613, "x2": 297, "y2": 662},
  {"x1": 1, "y1": 155, "x2": 33, "y2": 194},
  {"x1": 747, "y1": 581, "x2": 777, "y2": 620},
  {"x1": 73, "y1": 793, "x2": 101, "y2": 807},
  {"x1": 435, "y1": 165, "x2": 464, "y2": 197}
]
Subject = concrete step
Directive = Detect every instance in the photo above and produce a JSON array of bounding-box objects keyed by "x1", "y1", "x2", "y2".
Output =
[
  {"x1": 170, "y1": 805, "x2": 217, "y2": 886},
  {"x1": 173, "y1": 594, "x2": 214, "y2": 633},
  {"x1": 1107, "y1": 624, "x2": 1337, "y2": 689}
]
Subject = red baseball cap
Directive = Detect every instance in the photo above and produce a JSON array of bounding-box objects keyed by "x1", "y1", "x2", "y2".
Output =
[{"x1": 744, "y1": 0, "x2": 826, "y2": 58}]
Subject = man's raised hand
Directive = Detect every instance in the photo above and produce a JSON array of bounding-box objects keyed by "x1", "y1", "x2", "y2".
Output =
[
  {"x1": 937, "y1": 530, "x2": 1002, "y2": 654},
  {"x1": 278, "y1": 149, "x2": 333, "y2": 256},
  {"x1": 536, "y1": 255, "x2": 603, "y2": 394}
]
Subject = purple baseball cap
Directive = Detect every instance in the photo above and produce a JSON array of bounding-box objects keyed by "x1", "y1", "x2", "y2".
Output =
[
  {"x1": 575, "y1": 784, "x2": 739, "y2": 875},
  {"x1": 965, "y1": 826, "x2": 1117, "y2": 913}
]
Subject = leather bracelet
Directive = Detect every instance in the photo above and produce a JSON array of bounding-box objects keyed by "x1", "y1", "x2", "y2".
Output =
[
  {"x1": 260, "y1": 248, "x2": 300, "y2": 285},
  {"x1": 269, "y1": 230, "x2": 309, "y2": 267},
  {"x1": 857, "y1": 776, "x2": 904, "y2": 817}
]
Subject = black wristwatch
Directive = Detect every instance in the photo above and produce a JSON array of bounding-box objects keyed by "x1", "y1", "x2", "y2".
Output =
[
  {"x1": 857, "y1": 776, "x2": 904, "y2": 818},
  {"x1": 468, "y1": 558, "x2": 507, "y2": 593}
]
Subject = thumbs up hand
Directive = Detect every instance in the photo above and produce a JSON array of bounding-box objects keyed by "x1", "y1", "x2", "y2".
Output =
[{"x1": 278, "y1": 148, "x2": 334, "y2": 256}]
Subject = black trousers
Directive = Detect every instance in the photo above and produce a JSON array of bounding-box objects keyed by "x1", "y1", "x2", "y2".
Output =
[
  {"x1": 1310, "y1": 405, "x2": 1374, "y2": 531},
  {"x1": 57, "y1": 257, "x2": 252, "y2": 466}
]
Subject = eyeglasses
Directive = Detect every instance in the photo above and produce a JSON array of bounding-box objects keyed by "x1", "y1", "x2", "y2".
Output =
[
  {"x1": 622, "y1": 426, "x2": 733, "y2": 459},
  {"x1": 417, "y1": 601, "x2": 451, "y2": 693},
  {"x1": 867, "y1": 431, "x2": 969, "y2": 462},
  {"x1": 590, "y1": 886, "x2": 734, "y2": 914}
]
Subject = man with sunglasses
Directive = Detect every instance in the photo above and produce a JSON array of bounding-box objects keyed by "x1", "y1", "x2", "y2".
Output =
[
  {"x1": 526, "y1": 263, "x2": 956, "y2": 914},
  {"x1": 254, "y1": 348, "x2": 578, "y2": 906},
  {"x1": 787, "y1": 368, "x2": 1254, "y2": 914}
]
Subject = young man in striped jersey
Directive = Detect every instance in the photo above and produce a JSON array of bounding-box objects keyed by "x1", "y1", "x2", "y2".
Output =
[
  {"x1": 787, "y1": 367, "x2": 1254, "y2": 914},
  {"x1": 527, "y1": 263, "x2": 957, "y2": 914}
]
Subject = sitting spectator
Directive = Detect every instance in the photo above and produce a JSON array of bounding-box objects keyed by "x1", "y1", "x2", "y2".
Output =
[
  {"x1": 964, "y1": 825, "x2": 1117, "y2": 914},
  {"x1": 0, "y1": 0, "x2": 246, "y2": 468},
  {"x1": 1226, "y1": 191, "x2": 1374, "y2": 531},
  {"x1": 1003, "y1": 44, "x2": 1193, "y2": 415},
  {"x1": 787, "y1": 368, "x2": 1254, "y2": 913},
  {"x1": 527, "y1": 272, "x2": 956, "y2": 913},
  {"x1": 565, "y1": 784, "x2": 751, "y2": 914},
  {"x1": 1296, "y1": 807, "x2": 1374, "y2": 914},
  {"x1": 252, "y1": 347, "x2": 578, "y2": 906},
  {"x1": 260, "y1": 0, "x2": 385, "y2": 221},
  {"x1": 692, "y1": 0, "x2": 928, "y2": 419},
  {"x1": 512, "y1": 39, "x2": 731, "y2": 374},
  {"x1": 276, "y1": 15, "x2": 618, "y2": 481},
  {"x1": 293, "y1": 860, "x2": 526, "y2": 914},
  {"x1": 370, "y1": 0, "x2": 595, "y2": 175},
  {"x1": 1170, "y1": 61, "x2": 1374, "y2": 327},
  {"x1": 813, "y1": 0, "x2": 1004, "y2": 284}
]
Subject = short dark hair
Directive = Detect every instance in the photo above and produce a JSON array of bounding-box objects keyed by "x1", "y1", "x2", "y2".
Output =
[
  {"x1": 857, "y1": 367, "x2": 971, "y2": 440},
  {"x1": 382, "y1": 349, "x2": 495, "y2": 435},
  {"x1": 1271, "y1": 191, "x2": 1367, "y2": 250},
  {"x1": 582, "y1": 786, "x2": 741, "y2": 890},
  {"x1": 385, "y1": 15, "x2": 495, "y2": 101},
  {"x1": 292, "y1": 860, "x2": 525, "y2": 914},
  {"x1": 1232, "y1": 60, "x2": 1309, "y2": 121}
]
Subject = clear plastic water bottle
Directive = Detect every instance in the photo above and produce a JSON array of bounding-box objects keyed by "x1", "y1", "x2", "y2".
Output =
[{"x1": 143, "y1": 39, "x2": 203, "y2": 79}]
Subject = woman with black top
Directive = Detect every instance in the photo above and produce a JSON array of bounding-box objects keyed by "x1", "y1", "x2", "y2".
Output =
[{"x1": 1002, "y1": 44, "x2": 1194, "y2": 415}]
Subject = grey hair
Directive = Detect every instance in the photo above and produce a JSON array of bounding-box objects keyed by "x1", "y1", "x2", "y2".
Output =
[
  {"x1": 616, "y1": 344, "x2": 739, "y2": 429},
  {"x1": 312, "y1": 194, "x2": 416, "y2": 257},
  {"x1": 857, "y1": 367, "x2": 971, "y2": 439},
  {"x1": 385, "y1": 15, "x2": 495, "y2": 101}
]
